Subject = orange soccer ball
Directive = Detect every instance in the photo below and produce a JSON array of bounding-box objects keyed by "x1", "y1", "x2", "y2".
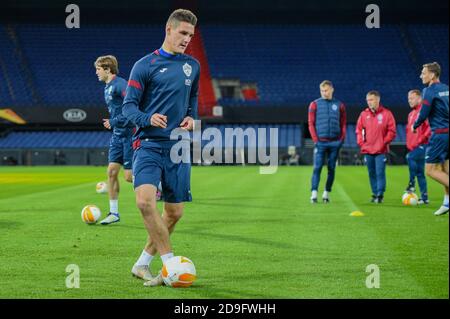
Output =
[
  {"x1": 81, "y1": 205, "x2": 102, "y2": 224},
  {"x1": 402, "y1": 192, "x2": 419, "y2": 206},
  {"x1": 162, "y1": 256, "x2": 197, "y2": 288}
]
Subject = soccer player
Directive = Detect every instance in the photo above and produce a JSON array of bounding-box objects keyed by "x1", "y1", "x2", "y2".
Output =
[
  {"x1": 122, "y1": 9, "x2": 199, "y2": 286},
  {"x1": 405, "y1": 89, "x2": 431, "y2": 204},
  {"x1": 412, "y1": 62, "x2": 449, "y2": 216},
  {"x1": 95, "y1": 55, "x2": 134, "y2": 225},
  {"x1": 356, "y1": 91, "x2": 396, "y2": 203},
  {"x1": 308, "y1": 80, "x2": 346, "y2": 203}
]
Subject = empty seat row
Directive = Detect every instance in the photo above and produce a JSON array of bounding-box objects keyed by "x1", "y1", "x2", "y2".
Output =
[
  {"x1": 0, "y1": 124, "x2": 302, "y2": 149},
  {"x1": 0, "y1": 24, "x2": 447, "y2": 108}
]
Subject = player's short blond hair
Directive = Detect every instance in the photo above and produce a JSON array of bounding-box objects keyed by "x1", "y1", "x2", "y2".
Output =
[
  {"x1": 408, "y1": 89, "x2": 421, "y2": 96},
  {"x1": 423, "y1": 62, "x2": 441, "y2": 78},
  {"x1": 94, "y1": 55, "x2": 119, "y2": 75},
  {"x1": 320, "y1": 80, "x2": 333, "y2": 88},
  {"x1": 167, "y1": 9, "x2": 197, "y2": 28}
]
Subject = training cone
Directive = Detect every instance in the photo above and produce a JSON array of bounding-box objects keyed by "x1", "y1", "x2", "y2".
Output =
[{"x1": 350, "y1": 211, "x2": 364, "y2": 217}]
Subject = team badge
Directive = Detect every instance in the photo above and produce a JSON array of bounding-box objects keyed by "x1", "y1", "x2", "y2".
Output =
[
  {"x1": 332, "y1": 104, "x2": 338, "y2": 111},
  {"x1": 377, "y1": 114, "x2": 383, "y2": 123},
  {"x1": 183, "y1": 63, "x2": 192, "y2": 77}
]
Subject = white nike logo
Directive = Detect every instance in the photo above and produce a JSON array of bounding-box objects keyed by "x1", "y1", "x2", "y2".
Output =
[{"x1": 160, "y1": 68, "x2": 168, "y2": 73}]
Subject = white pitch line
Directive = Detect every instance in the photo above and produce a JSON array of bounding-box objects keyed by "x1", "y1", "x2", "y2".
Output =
[
  {"x1": 334, "y1": 181, "x2": 362, "y2": 213},
  {"x1": 0, "y1": 182, "x2": 94, "y2": 203}
]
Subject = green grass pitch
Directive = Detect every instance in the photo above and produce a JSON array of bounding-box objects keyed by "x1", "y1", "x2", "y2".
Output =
[{"x1": 0, "y1": 165, "x2": 447, "y2": 298}]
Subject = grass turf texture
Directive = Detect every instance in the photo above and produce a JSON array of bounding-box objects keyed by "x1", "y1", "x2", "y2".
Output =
[{"x1": 0, "y1": 166, "x2": 447, "y2": 298}]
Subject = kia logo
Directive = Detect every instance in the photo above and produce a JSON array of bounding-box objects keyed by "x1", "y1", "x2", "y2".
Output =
[{"x1": 63, "y1": 109, "x2": 87, "y2": 122}]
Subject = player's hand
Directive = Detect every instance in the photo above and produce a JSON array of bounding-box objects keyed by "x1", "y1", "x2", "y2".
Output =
[
  {"x1": 103, "y1": 119, "x2": 111, "y2": 130},
  {"x1": 180, "y1": 116, "x2": 194, "y2": 131},
  {"x1": 411, "y1": 124, "x2": 417, "y2": 133},
  {"x1": 151, "y1": 113, "x2": 167, "y2": 128}
]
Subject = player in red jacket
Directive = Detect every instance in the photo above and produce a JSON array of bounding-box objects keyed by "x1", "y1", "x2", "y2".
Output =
[
  {"x1": 356, "y1": 91, "x2": 397, "y2": 203},
  {"x1": 405, "y1": 89, "x2": 432, "y2": 204}
]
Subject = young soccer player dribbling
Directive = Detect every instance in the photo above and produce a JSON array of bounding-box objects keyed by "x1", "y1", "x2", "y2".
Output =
[
  {"x1": 122, "y1": 9, "x2": 199, "y2": 286},
  {"x1": 412, "y1": 62, "x2": 449, "y2": 216},
  {"x1": 95, "y1": 55, "x2": 134, "y2": 225}
]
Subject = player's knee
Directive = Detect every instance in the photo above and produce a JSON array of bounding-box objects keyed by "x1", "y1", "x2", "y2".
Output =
[
  {"x1": 125, "y1": 174, "x2": 133, "y2": 183},
  {"x1": 425, "y1": 165, "x2": 435, "y2": 177},
  {"x1": 108, "y1": 167, "x2": 119, "y2": 179},
  {"x1": 166, "y1": 206, "x2": 184, "y2": 222},
  {"x1": 136, "y1": 198, "x2": 156, "y2": 215}
]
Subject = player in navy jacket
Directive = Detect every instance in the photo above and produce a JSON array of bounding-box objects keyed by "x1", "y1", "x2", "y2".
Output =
[
  {"x1": 413, "y1": 62, "x2": 449, "y2": 216},
  {"x1": 94, "y1": 55, "x2": 134, "y2": 225},
  {"x1": 122, "y1": 9, "x2": 199, "y2": 286},
  {"x1": 308, "y1": 80, "x2": 346, "y2": 203}
]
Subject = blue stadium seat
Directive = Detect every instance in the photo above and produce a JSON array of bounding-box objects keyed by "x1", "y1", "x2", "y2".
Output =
[
  {"x1": 343, "y1": 124, "x2": 407, "y2": 148},
  {"x1": 0, "y1": 26, "x2": 34, "y2": 106},
  {"x1": 0, "y1": 24, "x2": 447, "y2": 109},
  {"x1": 395, "y1": 124, "x2": 407, "y2": 143},
  {"x1": 14, "y1": 24, "x2": 164, "y2": 107},
  {"x1": 202, "y1": 24, "x2": 445, "y2": 107},
  {"x1": 200, "y1": 123, "x2": 302, "y2": 148},
  {"x1": 0, "y1": 125, "x2": 302, "y2": 149},
  {"x1": 408, "y1": 25, "x2": 449, "y2": 84},
  {"x1": 0, "y1": 131, "x2": 112, "y2": 148}
]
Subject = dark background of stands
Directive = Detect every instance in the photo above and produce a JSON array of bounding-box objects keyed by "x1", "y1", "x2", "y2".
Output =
[
  {"x1": 1, "y1": 0, "x2": 448, "y2": 24},
  {"x1": 0, "y1": 0, "x2": 448, "y2": 166}
]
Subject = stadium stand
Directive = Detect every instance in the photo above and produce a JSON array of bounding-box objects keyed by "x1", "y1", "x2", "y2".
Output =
[
  {"x1": 0, "y1": 124, "x2": 302, "y2": 149},
  {"x1": 202, "y1": 24, "x2": 422, "y2": 107},
  {"x1": 14, "y1": 24, "x2": 164, "y2": 107},
  {"x1": 0, "y1": 123, "x2": 410, "y2": 150},
  {"x1": 0, "y1": 131, "x2": 111, "y2": 148},
  {"x1": 185, "y1": 28, "x2": 217, "y2": 116},
  {"x1": 408, "y1": 24, "x2": 449, "y2": 82},
  {"x1": 0, "y1": 24, "x2": 447, "y2": 108},
  {"x1": 201, "y1": 123, "x2": 302, "y2": 148},
  {"x1": 0, "y1": 25, "x2": 34, "y2": 106},
  {"x1": 0, "y1": 23, "x2": 444, "y2": 165}
]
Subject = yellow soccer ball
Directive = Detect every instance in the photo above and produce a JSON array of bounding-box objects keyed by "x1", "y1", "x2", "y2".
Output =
[
  {"x1": 81, "y1": 205, "x2": 102, "y2": 224},
  {"x1": 402, "y1": 192, "x2": 419, "y2": 206}
]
